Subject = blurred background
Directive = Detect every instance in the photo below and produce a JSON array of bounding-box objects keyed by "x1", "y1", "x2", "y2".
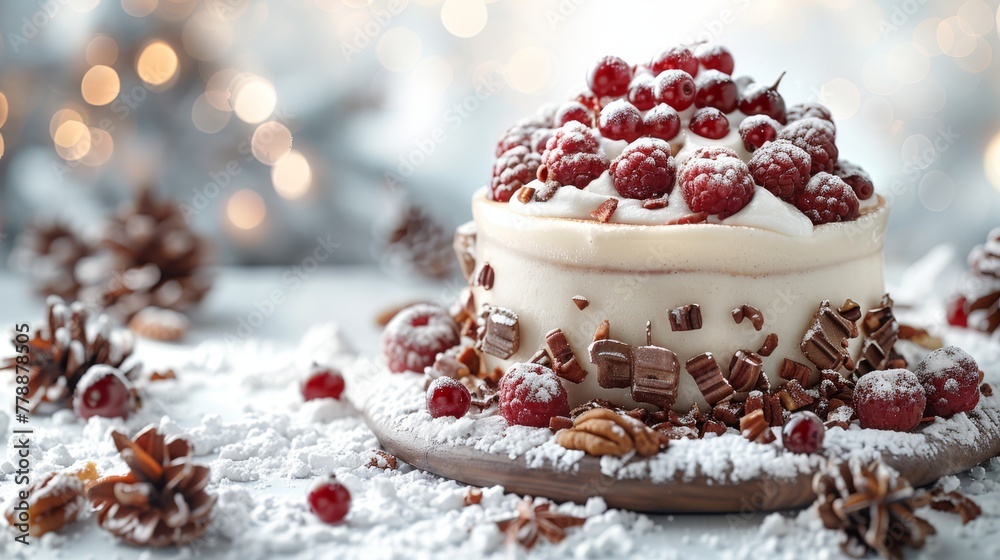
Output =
[{"x1": 0, "y1": 0, "x2": 998, "y2": 285}]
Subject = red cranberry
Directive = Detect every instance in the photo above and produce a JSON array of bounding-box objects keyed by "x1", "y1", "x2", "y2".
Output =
[
  {"x1": 598, "y1": 100, "x2": 643, "y2": 143},
  {"x1": 426, "y1": 377, "x2": 471, "y2": 419},
  {"x1": 653, "y1": 70, "x2": 696, "y2": 111},
  {"x1": 738, "y1": 115, "x2": 782, "y2": 152},
  {"x1": 308, "y1": 478, "x2": 351, "y2": 524},
  {"x1": 627, "y1": 75, "x2": 657, "y2": 111},
  {"x1": 574, "y1": 89, "x2": 601, "y2": 112},
  {"x1": 947, "y1": 296, "x2": 969, "y2": 328},
  {"x1": 695, "y1": 70, "x2": 738, "y2": 113},
  {"x1": 781, "y1": 411, "x2": 825, "y2": 454},
  {"x1": 695, "y1": 44, "x2": 735, "y2": 75},
  {"x1": 650, "y1": 46, "x2": 699, "y2": 77},
  {"x1": 73, "y1": 365, "x2": 133, "y2": 420},
  {"x1": 587, "y1": 55, "x2": 632, "y2": 98},
  {"x1": 302, "y1": 368, "x2": 346, "y2": 401},
  {"x1": 738, "y1": 72, "x2": 787, "y2": 124},
  {"x1": 553, "y1": 101, "x2": 593, "y2": 128},
  {"x1": 689, "y1": 107, "x2": 730, "y2": 139},
  {"x1": 643, "y1": 104, "x2": 680, "y2": 142}
]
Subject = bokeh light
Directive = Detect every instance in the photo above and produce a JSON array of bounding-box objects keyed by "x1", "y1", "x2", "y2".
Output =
[
  {"x1": 251, "y1": 121, "x2": 293, "y2": 165},
  {"x1": 410, "y1": 56, "x2": 454, "y2": 98},
  {"x1": 227, "y1": 189, "x2": 267, "y2": 229},
  {"x1": 955, "y1": 37, "x2": 993, "y2": 73},
  {"x1": 183, "y1": 9, "x2": 234, "y2": 61},
  {"x1": 81, "y1": 65, "x2": 121, "y2": 106},
  {"x1": 440, "y1": 0, "x2": 488, "y2": 38},
  {"x1": 957, "y1": 0, "x2": 994, "y2": 36},
  {"x1": 820, "y1": 78, "x2": 860, "y2": 120},
  {"x1": 902, "y1": 134, "x2": 934, "y2": 170},
  {"x1": 86, "y1": 36, "x2": 119, "y2": 66},
  {"x1": 122, "y1": 0, "x2": 158, "y2": 18},
  {"x1": 137, "y1": 41, "x2": 180, "y2": 86},
  {"x1": 913, "y1": 17, "x2": 944, "y2": 57},
  {"x1": 505, "y1": 47, "x2": 556, "y2": 94},
  {"x1": 49, "y1": 109, "x2": 85, "y2": 139},
  {"x1": 985, "y1": 132, "x2": 1000, "y2": 192},
  {"x1": 887, "y1": 43, "x2": 930, "y2": 84},
  {"x1": 937, "y1": 17, "x2": 978, "y2": 58},
  {"x1": 232, "y1": 76, "x2": 277, "y2": 124},
  {"x1": 918, "y1": 170, "x2": 955, "y2": 212},
  {"x1": 272, "y1": 150, "x2": 312, "y2": 199},
  {"x1": 191, "y1": 93, "x2": 231, "y2": 133},
  {"x1": 860, "y1": 96, "x2": 894, "y2": 130},
  {"x1": 205, "y1": 68, "x2": 239, "y2": 111},
  {"x1": 0, "y1": 91, "x2": 8, "y2": 128},
  {"x1": 862, "y1": 54, "x2": 900, "y2": 96},
  {"x1": 81, "y1": 128, "x2": 114, "y2": 167},
  {"x1": 0, "y1": 133, "x2": 5, "y2": 160},
  {"x1": 376, "y1": 28, "x2": 423, "y2": 72},
  {"x1": 54, "y1": 120, "x2": 92, "y2": 161}
]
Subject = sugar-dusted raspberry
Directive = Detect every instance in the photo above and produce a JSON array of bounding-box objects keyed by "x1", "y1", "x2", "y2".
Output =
[
  {"x1": 689, "y1": 146, "x2": 740, "y2": 161},
  {"x1": 739, "y1": 115, "x2": 782, "y2": 152},
  {"x1": 748, "y1": 140, "x2": 812, "y2": 199},
  {"x1": 539, "y1": 122, "x2": 609, "y2": 188},
  {"x1": 598, "y1": 99, "x2": 643, "y2": 143},
  {"x1": 627, "y1": 73, "x2": 657, "y2": 111},
  {"x1": 530, "y1": 128, "x2": 553, "y2": 154},
  {"x1": 794, "y1": 172, "x2": 859, "y2": 225},
  {"x1": 382, "y1": 304, "x2": 459, "y2": 373},
  {"x1": 694, "y1": 44, "x2": 735, "y2": 75},
  {"x1": 609, "y1": 138, "x2": 677, "y2": 200},
  {"x1": 490, "y1": 146, "x2": 542, "y2": 202},
  {"x1": 786, "y1": 101, "x2": 834, "y2": 124},
  {"x1": 650, "y1": 45, "x2": 700, "y2": 76},
  {"x1": 680, "y1": 152, "x2": 755, "y2": 219},
  {"x1": 553, "y1": 101, "x2": 594, "y2": 128},
  {"x1": 833, "y1": 160, "x2": 874, "y2": 200},
  {"x1": 495, "y1": 120, "x2": 539, "y2": 157},
  {"x1": 653, "y1": 69, "x2": 696, "y2": 111},
  {"x1": 574, "y1": 89, "x2": 601, "y2": 112},
  {"x1": 854, "y1": 369, "x2": 926, "y2": 432},
  {"x1": 643, "y1": 104, "x2": 681, "y2": 142},
  {"x1": 688, "y1": 107, "x2": 730, "y2": 140},
  {"x1": 587, "y1": 55, "x2": 632, "y2": 98},
  {"x1": 914, "y1": 346, "x2": 981, "y2": 418},
  {"x1": 778, "y1": 117, "x2": 838, "y2": 174},
  {"x1": 694, "y1": 70, "x2": 738, "y2": 113},
  {"x1": 498, "y1": 363, "x2": 570, "y2": 428}
]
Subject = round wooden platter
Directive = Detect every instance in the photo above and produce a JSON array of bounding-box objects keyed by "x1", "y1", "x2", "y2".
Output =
[{"x1": 361, "y1": 381, "x2": 1000, "y2": 514}]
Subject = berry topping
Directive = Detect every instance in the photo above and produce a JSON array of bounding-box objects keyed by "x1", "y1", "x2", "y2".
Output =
[
  {"x1": 587, "y1": 55, "x2": 632, "y2": 98},
  {"x1": 680, "y1": 151, "x2": 755, "y2": 219},
  {"x1": 650, "y1": 46, "x2": 699, "y2": 77},
  {"x1": 781, "y1": 411, "x2": 825, "y2": 454},
  {"x1": 574, "y1": 89, "x2": 601, "y2": 112},
  {"x1": 688, "y1": 107, "x2": 730, "y2": 140},
  {"x1": 627, "y1": 74, "x2": 657, "y2": 111},
  {"x1": 495, "y1": 120, "x2": 538, "y2": 157},
  {"x1": 793, "y1": 172, "x2": 859, "y2": 225},
  {"x1": 490, "y1": 146, "x2": 542, "y2": 202},
  {"x1": 694, "y1": 70, "x2": 739, "y2": 113},
  {"x1": 786, "y1": 101, "x2": 834, "y2": 124},
  {"x1": 914, "y1": 346, "x2": 981, "y2": 418},
  {"x1": 689, "y1": 146, "x2": 740, "y2": 160},
  {"x1": 738, "y1": 115, "x2": 782, "y2": 152},
  {"x1": 946, "y1": 296, "x2": 969, "y2": 328},
  {"x1": 738, "y1": 73, "x2": 787, "y2": 124},
  {"x1": 748, "y1": 140, "x2": 812, "y2": 199},
  {"x1": 609, "y1": 138, "x2": 677, "y2": 200},
  {"x1": 694, "y1": 44, "x2": 735, "y2": 75},
  {"x1": 778, "y1": 117, "x2": 838, "y2": 174},
  {"x1": 302, "y1": 367, "x2": 346, "y2": 401},
  {"x1": 498, "y1": 363, "x2": 569, "y2": 428},
  {"x1": 426, "y1": 377, "x2": 472, "y2": 419},
  {"x1": 72, "y1": 365, "x2": 134, "y2": 420},
  {"x1": 382, "y1": 304, "x2": 460, "y2": 373},
  {"x1": 598, "y1": 100, "x2": 643, "y2": 143},
  {"x1": 854, "y1": 369, "x2": 926, "y2": 432},
  {"x1": 833, "y1": 160, "x2": 874, "y2": 200},
  {"x1": 530, "y1": 128, "x2": 554, "y2": 153},
  {"x1": 553, "y1": 101, "x2": 594, "y2": 128},
  {"x1": 734, "y1": 75, "x2": 756, "y2": 93},
  {"x1": 308, "y1": 478, "x2": 351, "y2": 524},
  {"x1": 653, "y1": 70, "x2": 696, "y2": 111},
  {"x1": 643, "y1": 104, "x2": 681, "y2": 142},
  {"x1": 539, "y1": 122, "x2": 609, "y2": 188}
]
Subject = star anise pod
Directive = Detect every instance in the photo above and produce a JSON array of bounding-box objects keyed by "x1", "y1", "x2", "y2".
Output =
[
  {"x1": 3, "y1": 463, "x2": 99, "y2": 536},
  {"x1": 813, "y1": 459, "x2": 936, "y2": 560},
  {"x1": 496, "y1": 499, "x2": 586, "y2": 549},
  {"x1": 8, "y1": 219, "x2": 98, "y2": 301},
  {"x1": 87, "y1": 426, "x2": 215, "y2": 547}
]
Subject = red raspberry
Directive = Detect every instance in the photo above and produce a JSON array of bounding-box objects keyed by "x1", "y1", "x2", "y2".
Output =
[
  {"x1": 382, "y1": 304, "x2": 459, "y2": 373},
  {"x1": 689, "y1": 146, "x2": 740, "y2": 161},
  {"x1": 643, "y1": 104, "x2": 680, "y2": 142},
  {"x1": 539, "y1": 122, "x2": 609, "y2": 188},
  {"x1": 627, "y1": 74, "x2": 657, "y2": 111},
  {"x1": 694, "y1": 44, "x2": 735, "y2": 75},
  {"x1": 302, "y1": 367, "x2": 346, "y2": 401},
  {"x1": 653, "y1": 70, "x2": 696, "y2": 111},
  {"x1": 598, "y1": 100, "x2": 642, "y2": 143},
  {"x1": 72, "y1": 365, "x2": 134, "y2": 420},
  {"x1": 739, "y1": 115, "x2": 782, "y2": 152},
  {"x1": 530, "y1": 128, "x2": 553, "y2": 154},
  {"x1": 490, "y1": 146, "x2": 542, "y2": 202},
  {"x1": 748, "y1": 140, "x2": 812, "y2": 199},
  {"x1": 737, "y1": 74, "x2": 787, "y2": 124},
  {"x1": 781, "y1": 411, "x2": 825, "y2": 454},
  {"x1": 793, "y1": 172, "x2": 859, "y2": 225},
  {"x1": 914, "y1": 346, "x2": 981, "y2": 418},
  {"x1": 833, "y1": 160, "x2": 874, "y2": 200},
  {"x1": 695, "y1": 70, "x2": 738, "y2": 113},
  {"x1": 587, "y1": 55, "x2": 632, "y2": 98},
  {"x1": 498, "y1": 363, "x2": 569, "y2": 428},
  {"x1": 854, "y1": 369, "x2": 926, "y2": 432},
  {"x1": 609, "y1": 138, "x2": 677, "y2": 200},
  {"x1": 574, "y1": 89, "x2": 601, "y2": 112},
  {"x1": 553, "y1": 101, "x2": 594, "y2": 128},
  {"x1": 689, "y1": 107, "x2": 730, "y2": 140},
  {"x1": 308, "y1": 477, "x2": 351, "y2": 524},
  {"x1": 495, "y1": 120, "x2": 539, "y2": 157},
  {"x1": 946, "y1": 295, "x2": 969, "y2": 328},
  {"x1": 426, "y1": 377, "x2": 472, "y2": 418},
  {"x1": 650, "y1": 46, "x2": 699, "y2": 77},
  {"x1": 786, "y1": 102, "x2": 834, "y2": 124},
  {"x1": 680, "y1": 152, "x2": 755, "y2": 219},
  {"x1": 778, "y1": 117, "x2": 838, "y2": 174}
]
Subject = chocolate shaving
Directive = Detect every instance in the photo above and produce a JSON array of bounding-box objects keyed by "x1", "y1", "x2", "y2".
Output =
[
  {"x1": 838, "y1": 299, "x2": 862, "y2": 323},
  {"x1": 476, "y1": 263, "x2": 495, "y2": 291},
  {"x1": 728, "y1": 350, "x2": 763, "y2": 392},
  {"x1": 590, "y1": 198, "x2": 618, "y2": 223},
  {"x1": 588, "y1": 339, "x2": 633, "y2": 389},
  {"x1": 800, "y1": 300, "x2": 859, "y2": 372},
  {"x1": 779, "y1": 358, "x2": 813, "y2": 387},
  {"x1": 571, "y1": 296, "x2": 589, "y2": 310},
  {"x1": 927, "y1": 489, "x2": 982, "y2": 524},
  {"x1": 712, "y1": 400, "x2": 744, "y2": 427},
  {"x1": 149, "y1": 369, "x2": 177, "y2": 382},
  {"x1": 593, "y1": 319, "x2": 610, "y2": 341},
  {"x1": 856, "y1": 298, "x2": 900, "y2": 375},
  {"x1": 732, "y1": 305, "x2": 765, "y2": 331},
  {"x1": 517, "y1": 186, "x2": 535, "y2": 204},
  {"x1": 480, "y1": 306, "x2": 519, "y2": 358},
  {"x1": 686, "y1": 352, "x2": 734, "y2": 405},
  {"x1": 366, "y1": 450, "x2": 398, "y2": 470},
  {"x1": 776, "y1": 379, "x2": 815, "y2": 411},
  {"x1": 545, "y1": 328, "x2": 588, "y2": 384},
  {"x1": 739, "y1": 409, "x2": 775, "y2": 443},
  {"x1": 533, "y1": 180, "x2": 560, "y2": 202},
  {"x1": 666, "y1": 212, "x2": 709, "y2": 225},
  {"x1": 897, "y1": 324, "x2": 943, "y2": 350},
  {"x1": 528, "y1": 347, "x2": 550, "y2": 366},
  {"x1": 757, "y1": 333, "x2": 779, "y2": 357},
  {"x1": 669, "y1": 304, "x2": 703, "y2": 332},
  {"x1": 641, "y1": 197, "x2": 669, "y2": 210},
  {"x1": 453, "y1": 221, "x2": 477, "y2": 281},
  {"x1": 982, "y1": 383, "x2": 993, "y2": 397},
  {"x1": 548, "y1": 416, "x2": 574, "y2": 431},
  {"x1": 754, "y1": 369, "x2": 771, "y2": 393},
  {"x1": 630, "y1": 344, "x2": 680, "y2": 409},
  {"x1": 701, "y1": 419, "x2": 727, "y2": 437}
]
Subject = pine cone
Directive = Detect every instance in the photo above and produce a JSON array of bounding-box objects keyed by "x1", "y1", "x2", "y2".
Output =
[
  {"x1": 94, "y1": 188, "x2": 212, "y2": 320},
  {"x1": 813, "y1": 459, "x2": 935, "y2": 560},
  {"x1": 9, "y1": 219, "x2": 96, "y2": 300},
  {"x1": 88, "y1": 426, "x2": 215, "y2": 547},
  {"x1": 2, "y1": 296, "x2": 134, "y2": 411},
  {"x1": 378, "y1": 205, "x2": 455, "y2": 280}
]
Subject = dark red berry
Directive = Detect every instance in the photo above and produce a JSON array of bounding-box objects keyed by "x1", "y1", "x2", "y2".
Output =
[
  {"x1": 553, "y1": 101, "x2": 594, "y2": 128},
  {"x1": 855, "y1": 369, "x2": 926, "y2": 432},
  {"x1": 915, "y1": 346, "x2": 981, "y2": 418},
  {"x1": 73, "y1": 365, "x2": 133, "y2": 420},
  {"x1": 733, "y1": 75, "x2": 756, "y2": 93},
  {"x1": 382, "y1": 304, "x2": 460, "y2": 373},
  {"x1": 695, "y1": 70, "x2": 738, "y2": 113},
  {"x1": 694, "y1": 44, "x2": 734, "y2": 75},
  {"x1": 610, "y1": 138, "x2": 677, "y2": 199},
  {"x1": 587, "y1": 55, "x2": 632, "y2": 98},
  {"x1": 738, "y1": 72, "x2": 787, "y2": 124},
  {"x1": 598, "y1": 100, "x2": 643, "y2": 143},
  {"x1": 793, "y1": 172, "x2": 859, "y2": 225},
  {"x1": 650, "y1": 46, "x2": 699, "y2": 77},
  {"x1": 778, "y1": 117, "x2": 838, "y2": 174},
  {"x1": 498, "y1": 363, "x2": 569, "y2": 428},
  {"x1": 653, "y1": 70, "x2": 696, "y2": 111},
  {"x1": 738, "y1": 115, "x2": 782, "y2": 152},
  {"x1": 495, "y1": 121, "x2": 538, "y2": 157},
  {"x1": 748, "y1": 140, "x2": 811, "y2": 199},
  {"x1": 490, "y1": 146, "x2": 542, "y2": 202},
  {"x1": 308, "y1": 478, "x2": 351, "y2": 524},
  {"x1": 426, "y1": 377, "x2": 472, "y2": 418},
  {"x1": 643, "y1": 104, "x2": 680, "y2": 142},
  {"x1": 786, "y1": 102, "x2": 834, "y2": 124},
  {"x1": 782, "y1": 411, "x2": 825, "y2": 454},
  {"x1": 832, "y1": 160, "x2": 874, "y2": 200},
  {"x1": 627, "y1": 74, "x2": 657, "y2": 111},
  {"x1": 540, "y1": 122, "x2": 609, "y2": 188},
  {"x1": 689, "y1": 146, "x2": 740, "y2": 161},
  {"x1": 947, "y1": 295, "x2": 969, "y2": 328},
  {"x1": 680, "y1": 152, "x2": 755, "y2": 219},
  {"x1": 302, "y1": 368, "x2": 346, "y2": 401},
  {"x1": 689, "y1": 107, "x2": 730, "y2": 140},
  {"x1": 530, "y1": 128, "x2": 553, "y2": 154},
  {"x1": 574, "y1": 89, "x2": 601, "y2": 112}
]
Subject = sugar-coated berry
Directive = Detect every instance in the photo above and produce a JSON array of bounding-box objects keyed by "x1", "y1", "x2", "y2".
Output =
[
  {"x1": 302, "y1": 368, "x2": 346, "y2": 401},
  {"x1": 734, "y1": 75, "x2": 755, "y2": 93},
  {"x1": 737, "y1": 74, "x2": 787, "y2": 124},
  {"x1": 530, "y1": 128, "x2": 553, "y2": 154},
  {"x1": 854, "y1": 369, "x2": 927, "y2": 432},
  {"x1": 694, "y1": 44, "x2": 735, "y2": 75},
  {"x1": 914, "y1": 346, "x2": 981, "y2": 418},
  {"x1": 947, "y1": 296, "x2": 969, "y2": 328},
  {"x1": 694, "y1": 70, "x2": 738, "y2": 113},
  {"x1": 609, "y1": 138, "x2": 677, "y2": 200},
  {"x1": 426, "y1": 377, "x2": 472, "y2": 419},
  {"x1": 495, "y1": 120, "x2": 539, "y2": 157},
  {"x1": 308, "y1": 478, "x2": 351, "y2": 524},
  {"x1": 739, "y1": 115, "x2": 782, "y2": 152},
  {"x1": 553, "y1": 101, "x2": 594, "y2": 128},
  {"x1": 498, "y1": 363, "x2": 569, "y2": 428},
  {"x1": 598, "y1": 100, "x2": 643, "y2": 143},
  {"x1": 680, "y1": 151, "x2": 755, "y2": 219},
  {"x1": 782, "y1": 411, "x2": 825, "y2": 454},
  {"x1": 650, "y1": 46, "x2": 699, "y2": 77},
  {"x1": 540, "y1": 122, "x2": 609, "y2": 188},
  {"x1": 786, "y1": 102, "x2": 834, "y2": 124},
  {"x1": 833, "y1": 160, "x2": 874, "y2": 201},
  {"x1": 653, "y1": 70, "x2": 696, "y2": 111},
  {"x1": 73, "y1": 365, "x2": 133, "y2": 420},
  {"x1": 689, "y1": 146, "x2": 740, "y2": 161},
  {"x1": 490, "y1": 146, "x2": 542, "y2": 202},
  {"x1": 587, "y1": 55, "x2": 632, "y2": 98},
  {"x1": 778, "y1": 118, "x2": 838, "y2": 174},
  {"x1": 643, "y1": 104, "x2": 681, "y2": 142},
  {"x1": 382, "y1": 304, "x2": 460, "y2": 373},
  {"x1": 627, "y1": 74, "x2": 657, "y2": 111},
  {"x1": 794, "y1": 172, "x2": 859, "y2": 225},
  {"x1": 689, "y1": 107, "x2": 730, "y2": 140},
  {"x1": 748, "y1": 140, "x2": 811, "y2": 200}
]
